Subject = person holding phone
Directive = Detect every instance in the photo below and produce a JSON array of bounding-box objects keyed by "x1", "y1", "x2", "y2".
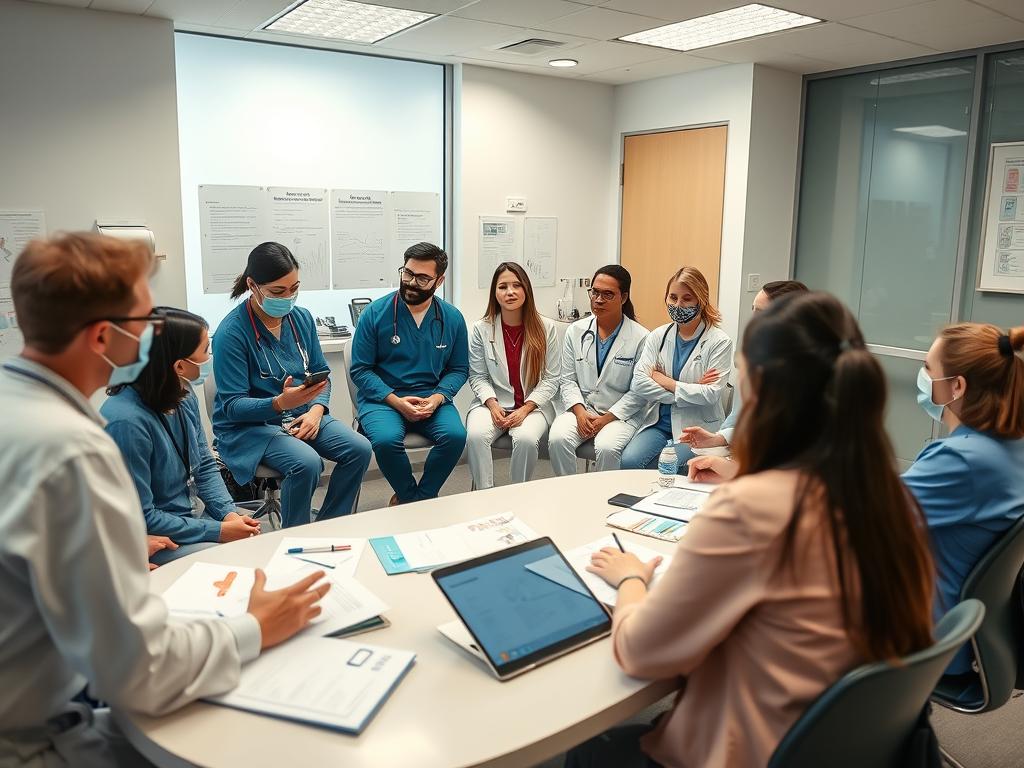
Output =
[
  {"x1": 213, "y1": 242, "x2": 371, "y2": 527},
  {"x1": 102, "y1": 307, "x2": 261, "y2": 565}
]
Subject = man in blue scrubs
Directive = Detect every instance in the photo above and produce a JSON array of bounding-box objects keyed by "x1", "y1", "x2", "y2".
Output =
[{"x1": 350, "y1": 243, "x2": 469, "y2": 504}]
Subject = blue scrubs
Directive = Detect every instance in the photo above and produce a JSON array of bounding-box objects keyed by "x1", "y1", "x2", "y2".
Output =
[
  {"x1": 903, "y1": 425, "x2": 1024, "y2": 674},
  {"x1": 102, "y1": 387, "x2": 234, "y2": 551},
  {"x1": 620, "y1": 332, "x2": 701, "y2": 471},
  {"x1": 595, "y1": 319, "x2": 623, "y2": 374},
  {"x1": 212, "y1": 301, "x2": 371, "y2": 526},
  {"x1": 350, "y1": 292, "x2": 469, "y2": 502}
]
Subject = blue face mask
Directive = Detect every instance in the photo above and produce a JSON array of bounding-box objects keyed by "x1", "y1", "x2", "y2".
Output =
[
  {"x1": 255, "y1": 285, "x2": 297, "y2": 318},
  {"x1": 667, "y1": 303, "x2": 700, "y2": 325},
  {"x1": 101, "y1": 323, "x2": 154, "y2": 386},
  {"x1": 185, "y1": 355, "x2": 213, "y2": 387},
  {"x1": 916, "y1": 367, "x2": 956, "y2": 422}
]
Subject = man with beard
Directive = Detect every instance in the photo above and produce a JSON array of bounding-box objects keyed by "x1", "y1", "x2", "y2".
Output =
[{"x1": 350, "y1": 242, "x2": 469, "y2": 504}]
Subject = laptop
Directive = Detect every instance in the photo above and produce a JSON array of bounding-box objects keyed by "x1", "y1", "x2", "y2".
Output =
[{"x1": 431, "y1": 537, "x2": 612, "y2": 681}]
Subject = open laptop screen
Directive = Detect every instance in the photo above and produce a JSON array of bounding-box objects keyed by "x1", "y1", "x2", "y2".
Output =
[{"x1": 433, "y1": 538, "x2": 611, "y2": 677}]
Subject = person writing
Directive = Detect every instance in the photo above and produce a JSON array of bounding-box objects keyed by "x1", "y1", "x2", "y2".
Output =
[
  {"x1": 0, "y1": 233, "x2": 329, "y2": 766},
  {"x1": 102, "y1": 307, "x2": 260, "y2": 565},
  {"x1": 568, "y1": 291, "x2": 936, "y2": 768}
]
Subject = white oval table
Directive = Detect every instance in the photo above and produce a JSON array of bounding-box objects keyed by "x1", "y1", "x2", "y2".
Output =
[{"x1": 118, "y1": 470, "x2": 681, "y2": 768}]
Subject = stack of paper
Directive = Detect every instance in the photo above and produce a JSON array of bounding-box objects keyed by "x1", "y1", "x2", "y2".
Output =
[
  {"x1": 162, "y1": 561, "x2": 389, "y2": 638},
  {"x1": 207, "y1": 637, "x2": 415, "y2": 734},
  {"x1": 370, "y1": 513, "x2": 539, "y2": 574},
  {"x1": 606, "y1": 509, "x2": 688, "y2": 542}
]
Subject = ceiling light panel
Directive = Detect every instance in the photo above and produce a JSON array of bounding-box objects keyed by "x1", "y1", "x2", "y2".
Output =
[
  {"x1": 265, "y1": 0, "x2": 436, "y2": 44},
  {"x1": 618, "y1": 4, "x2": 821, "y2": 52}
]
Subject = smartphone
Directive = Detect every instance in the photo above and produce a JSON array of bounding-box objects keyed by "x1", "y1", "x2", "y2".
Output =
[
  {"x1": 607, "y1": 493, "x2": 644, "y2": 508},
  {"x1": 302, "y1": 370, "x2": 330, "y2": 387}
]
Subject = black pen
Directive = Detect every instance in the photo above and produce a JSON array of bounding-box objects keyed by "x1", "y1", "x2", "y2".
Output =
[{"x1": 612, "y1": 532, "x2": 626, "y2": 552}]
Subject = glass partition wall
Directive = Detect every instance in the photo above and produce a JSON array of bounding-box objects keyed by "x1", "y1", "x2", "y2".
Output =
[{"x1": 794, "y1": 46, "x2": 1024, "y2": 465}]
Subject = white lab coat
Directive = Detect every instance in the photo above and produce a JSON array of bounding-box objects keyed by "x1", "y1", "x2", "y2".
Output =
[
  {"x1": 558, "y1": 314, "x2": 652, "y2": 428},
  {"x1": 631, "y1": 321, "x2": 734, "y2": 437},
  {"x1": 467, "y1": 316, "x2": 561, "y2": 424},
  {"x1": 0, "y1": 359, "x2": 260, "y2": 766}
]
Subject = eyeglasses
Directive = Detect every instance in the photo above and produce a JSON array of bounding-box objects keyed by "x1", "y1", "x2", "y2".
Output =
[
  {"x1": 87, "y1": 313, "x2": 166, "y2": 336},
  {"x1": 398, "y1": 266, "x2": 439, "y2": 289},
  {"x1": 587, "y1": 289, "x2": 619, "y2": 302}
]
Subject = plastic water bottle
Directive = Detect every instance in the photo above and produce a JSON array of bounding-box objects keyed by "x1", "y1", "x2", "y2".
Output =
[{"x1": 657, "y1": 439, "x2": 678, "y2": 487}]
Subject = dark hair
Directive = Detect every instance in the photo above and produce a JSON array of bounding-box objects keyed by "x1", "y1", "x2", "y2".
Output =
[
  {"x1": 762, "y1": 279, "x2": 809, "y2": 300},
  {"x1": 12, "y1": 233, "x2": 151, "y2": 354},
  {"x1": 592, "y1": 265, "x2": 636, "y2": 321},
  {"x1": 403, "y1": 242, "x2": 448, "y2": 276},
  {"x1": 732, "y1": 292, "x2": 934, "y2": 662},
  {"x1": 107, "y1": 307, "x2": 208, "y2": 413},
  {"x1": 484, "y1": 262, "x2": 547, "y2": 392},
  {"x1": 938, "y1": 323, "x2": 1024, "y2": 438},
  {"x1": 230, "y1": 242, "x2": 300, "y2": 299}
]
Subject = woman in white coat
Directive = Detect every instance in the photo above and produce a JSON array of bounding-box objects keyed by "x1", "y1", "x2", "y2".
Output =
[
  {"x1": 621, "y1": 266, "x2": 734, "y2": 471},
  {"x1": 466, "y1": 262, "x2": 560, "y2": 489},
  {"x1": 549, "y1": 265, "x2": 651, "y2": 475}
]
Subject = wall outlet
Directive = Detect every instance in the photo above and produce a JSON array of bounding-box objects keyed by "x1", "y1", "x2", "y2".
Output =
[
  {"x1": 506, "y1": 197, "x2": 527, "y2": 213},
  {"x1": 746, "y1": 273, "x2": 762, "y2": 292}
]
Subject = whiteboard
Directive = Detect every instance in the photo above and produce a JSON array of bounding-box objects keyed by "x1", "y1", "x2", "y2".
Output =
[
  {"x1": 977, "y1": 142, "x2": 1024, "y2": 294},
  {"x1": 175, "y1": 34, "x2": 445, "y2": 330}
]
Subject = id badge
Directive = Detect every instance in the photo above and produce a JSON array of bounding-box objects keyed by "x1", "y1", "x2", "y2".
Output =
[{"x1": 186, "y1": 475, "x2": 200, "y2": 517}]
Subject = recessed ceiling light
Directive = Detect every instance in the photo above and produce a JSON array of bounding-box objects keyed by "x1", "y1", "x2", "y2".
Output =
[
  {"x1": 618, "y1": 4, "x2": 821, "y2": 52},
  {"x1": 548, "y1": 59, "x2": 578, "y2": 68},
  {"x1": 893, "y1": 125, "x2": 967, "y2": 138},
  {"x1": 265, "y1": 0, "x2": 435, "y2": 45}
]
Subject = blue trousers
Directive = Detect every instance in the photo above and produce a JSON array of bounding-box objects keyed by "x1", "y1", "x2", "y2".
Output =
[
  {"x1": 261, "y1": 416, "x2": 372, "y2": 528},
  {"x1": 359, "y1": 403, "x2": 467, "y2": 503},
  {"x1": 620, "y1": 425, "x2": 695, "y2": 473}
]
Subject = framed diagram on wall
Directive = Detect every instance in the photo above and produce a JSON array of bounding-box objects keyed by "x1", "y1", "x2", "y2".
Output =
[{"x1": 978, "y1": 141, "x2": 1024, "y2": 294}]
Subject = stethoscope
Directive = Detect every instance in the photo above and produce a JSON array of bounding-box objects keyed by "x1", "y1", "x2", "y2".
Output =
[
  {"x1": 246, "y1": 301, "x2": 310, "y2": 380},
  {"x1": 577, "y1": 318, "x2": 597, "y2": 364},
  {"x1": 657, "y1": 323, "x2": 706, "y2": 367},
  {"x1": 390, "y1": 292, "x2": 447, "y2": 349}
]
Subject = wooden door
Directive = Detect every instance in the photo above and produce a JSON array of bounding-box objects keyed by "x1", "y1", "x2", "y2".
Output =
[{"x1": 620, "y1": 126, "x2": 727, "y2": 330}]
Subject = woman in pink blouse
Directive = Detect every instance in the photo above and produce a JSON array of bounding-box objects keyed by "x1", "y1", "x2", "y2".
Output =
[{"x1": 568, "y1": 292, "x2": 936, "y2": 768}]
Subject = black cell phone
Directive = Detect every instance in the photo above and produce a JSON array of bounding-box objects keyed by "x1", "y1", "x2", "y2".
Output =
[
  {"x1": 607, "y1": 493, "x2": 644, "y2": 508},
  {"x1": 302, "y1": 370, "x2": 330, "y2": 387}
]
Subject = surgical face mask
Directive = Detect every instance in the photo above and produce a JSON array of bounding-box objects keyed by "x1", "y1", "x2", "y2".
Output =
[
  {"x1": 254, "y1": 284, "x2": 297, "y2": 318},
  {"x1": 916, "y1": 367, "x2": 957, "y2": 422},
  {"x1": 667, "y1": 303, "x2": 700, "y2": 325},
  {"x1": 101, "y1": 323, "x2": 154, "y2": 386},
  {"x1": 184, "y1": 355, "x2": 213, "y2": 387}
]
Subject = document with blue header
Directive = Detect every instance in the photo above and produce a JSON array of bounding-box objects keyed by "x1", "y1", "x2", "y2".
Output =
[
  {"x1": 370, "y1": 513, "x2": 538, "y2": 574},
  {"x1": 207, "y1": 637, "x2": 415, "y2": 734}
]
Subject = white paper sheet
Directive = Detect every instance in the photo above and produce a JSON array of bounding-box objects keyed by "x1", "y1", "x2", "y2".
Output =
[
  {"x1": 198, "y1": 185, "x2": 267, "y2": 294},
  {"x1": 390, "y1": 191, "x2": 441, "y2": 283},
  {"x1": 267, "y1": 187, "x2": 331, "y2": 290},
  {"x1": 266, "y1": 537, "x2": 365, "y2": 577},
  {"x1": 631, "y1": 487, "x2": 712, "y2": 521},
  {"x1": 0, "y1": 210, "x2": 45, "y2": 360},
  {"x1": 560, "y1": 536, "x2": 671, "y2": 606},
  {"x1": 523, "y1": 216, "x2": 557, "y2": 287},
  {"x1": 208, "y1": 637, "x2": 415, "y2": 733},
  {"x1": 477, "y1": 216, "x2": 520, "y2": 288},
  {"x1": 395, "y1": 513, "x2": 539, "y2": 571},
  {"x1": 331, "y1": 189, "x2": 389, "y2": 289}
]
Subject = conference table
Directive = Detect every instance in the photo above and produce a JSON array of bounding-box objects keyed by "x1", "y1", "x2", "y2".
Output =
[{"x1": 119, "y1": 470, "x2": 684, "y2": 768}]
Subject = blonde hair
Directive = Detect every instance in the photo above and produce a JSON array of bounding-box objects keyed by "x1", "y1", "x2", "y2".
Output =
[
  {"x1": 939, "y1": 323, "x2": 1024, "y2": 439},
  {"x1": 664, "y1": 266, "x2": 721, "y2": 327}
]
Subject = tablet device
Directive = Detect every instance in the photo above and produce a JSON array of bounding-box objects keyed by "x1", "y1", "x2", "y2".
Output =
[{"x1": 432, "y1": 537, "x2": 611, "y2": 680}]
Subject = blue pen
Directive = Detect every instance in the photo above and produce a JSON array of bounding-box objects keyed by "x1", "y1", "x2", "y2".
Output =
[{"x1": 286, "y1": 544, "x2": 351, "y2": 554}]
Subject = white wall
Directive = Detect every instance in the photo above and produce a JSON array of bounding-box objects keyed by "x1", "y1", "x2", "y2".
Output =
[
  {"x1": 457, "y1": 65, "x2": 616, "y2": 323},
  {"x1": 0, "y1": 0, "x2": 186, "y2": 311},
  {"x1": 609, "y1": 63, "x2": 802, "y2": 345}
]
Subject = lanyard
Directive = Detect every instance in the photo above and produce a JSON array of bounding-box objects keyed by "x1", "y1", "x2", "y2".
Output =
[{"x1": 1, "y1": 362, "x2": 91, "y2": 416}]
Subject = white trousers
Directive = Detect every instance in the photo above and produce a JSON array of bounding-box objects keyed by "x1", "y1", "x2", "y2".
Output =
[
  {"x1": 466, "y1": 408, "x2": 548, "y2": 490},
  {"x1": 547, "y1": 411, "x2": 638, "y2": 476}
]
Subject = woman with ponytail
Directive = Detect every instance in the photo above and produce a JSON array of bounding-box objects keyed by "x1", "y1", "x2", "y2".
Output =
[
  {"x1": 903, "y1": 323, "x2": 1024, "y2": 679},
  {"x1": 212, "y1": 242, "x2": 371, "y2": 527},
  {"x1": 568, "y1": 292, "x2": 935, "y2": 768},
  {"x1": 549, "y1": 265, "x2": 652, "y2": 475},
  {"x1": 465, "y1": 262, "x2": 559, "y2": 488}
]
